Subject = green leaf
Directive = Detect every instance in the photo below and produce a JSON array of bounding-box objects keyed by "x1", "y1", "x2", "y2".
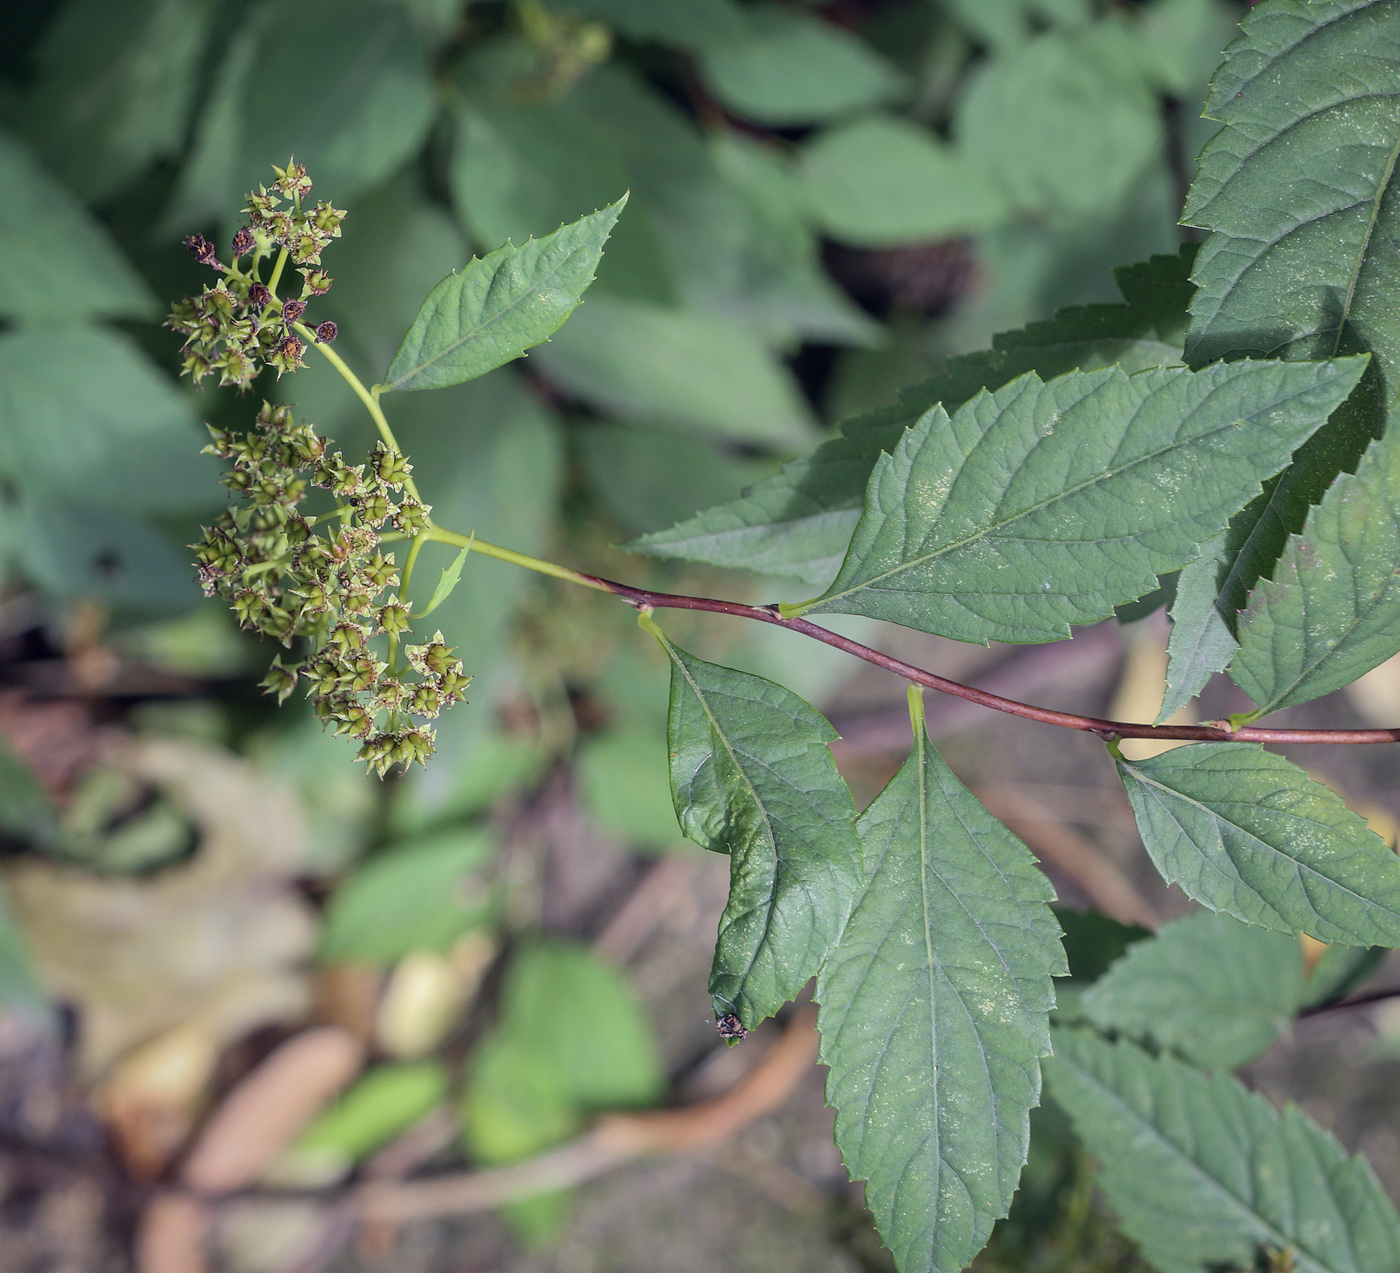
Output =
[
  {"x1": 320, "y1": 830, "x2": 499, "y2": 964},
  {"x1": 796, "y1": 115, "x2": 1008, "y2": 248},
  {"x1": 0, "y1": 327, "x2": 208, "y2": 512},
  {"x1": 697, "y1": 5, "x2": 904, "y2": 126},
  {"x1": 461, "y1": 939, "x2": 664, "y2": 1162},
  {"x1": 1231, "y1": 426, "x2": 1400, "y2": 714},
  {"x1": 20, "y1": 0, "x2": 217, "y2": 202},
  {"x1": 956, "y1": 28, "x2": 1162, "y2": 221},
  {"x1": 816, "y1": 704, "x2": 1064, "y2": 1273},
  {"x1": 799, "y1": 358, "x2": 1366, "y2": 643},
  {"x1": 1046, "y1": 1027, "x2": 1400, "y2": 1273},
  {"x1": 0, "y1": 131, "x2": 156, "y2": 322},
  {"x1": 168, "y1": 0, "x2": 435, "y2": 220},
  {"x1": 1082, "y1": 911, "x2": 1302, "y2": 1070},
  {"x1": 0, "y1": 737, "x2": 60, "y2": 852},
  {"x1": 417, "y1": 542, "x2": 471, "y2": 619},
  {"x1": 655, "y1": 634, "x2": 862, "y2": 1028},
  {"x1": 626, "y1": 247, "x2": 1197, "y2": 584},
  {"x1": 1115, "y1": 743, "x2": 1400, "y2": 947},
  {"x1": 1167, "y1": 0, "x2": 1400, "y2": 709},
  {"x1": 532, "y1": 292, "x2": 816, "y2": 448},
  {"x1": 382, "y1": 198, "x2": 626, "y2": 393},
  {"x1": 0, "y1": 883, "x2": 51, "y2": 1029},
  {"x1": 576, "y1": 726, "x2": 686, "y2": 850},
  {"x1": 286, "y1": 1061, "x2": 449, "y2": 1178}
]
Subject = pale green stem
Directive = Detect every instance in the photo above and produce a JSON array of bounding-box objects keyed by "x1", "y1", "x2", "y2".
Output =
[
  {"x1": 400, "y1": 533, "x2": 427, "y2": 595},
  {"x1": 421, "y1": 525, "x2": 610, "y2": 592},
  {"x1": 266, "y1": 246, "x2": 289, "y2": 298}
]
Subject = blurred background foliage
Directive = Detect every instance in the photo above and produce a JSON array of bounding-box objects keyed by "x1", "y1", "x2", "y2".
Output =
[{"x1": 0, "y1": 0, "x2": 1287, "y2": 1269}]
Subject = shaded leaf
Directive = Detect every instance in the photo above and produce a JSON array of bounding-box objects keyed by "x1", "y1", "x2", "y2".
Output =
[
  {"x1": 1115, "y1": 743, "x2": 1400, "y2": 946},
  {"x1": 656, "y1": 633, "x2": 861, "y2": 1028},
  {"x1": 0, "y1": 130, "x2": 155, "y2": 322},
  {"x1": 796, "y1": 116, "x2": 1007, "y2": 249},
  {"x1": 1231, "y1": 427, "x2": 1400, "y2": 714},
  {"x1": 1168, "y1": 0, "x2": 1400, "y2": 710},
  {"x1": 383, "y1": 198, "x2": 625, "y2": 392},
  {"x1": 799, "y1": 358, "x2": 1365, "y2": 643},
  {"x1": 1047, "y1": 1027, "x2": 1400, "y2": 1273},
  {"x1": 1303, "y1": 943, "x2": 1385, "y2": 1010},
  {"x1": 533, "y1": 292, "x2": 815, "y2": 448},
  {"x1": 21, "y1": 0, "x2": 217, "y2": 202},
  {"x1": 576, "y1": 726, "x2": 686, "y2": 850},
  {"x1": 698, "y1": 5, "x2": 904, "y2": 126},
  {"x1": 816, "y1": 699, "x2": 1064, "y2": 1273},
  {"x1": 627, "y1": 247, "x2": 1197, "y2": 584},
  {"x1": 320, "y1": 830, "x2": 498, "y2": 964},
  {"x1": 550, "y1": 0, "x2": 750, "y2": 50},
  {"x1": 1083, "y1": 911, "x2": 1302, "y2": 1070}
]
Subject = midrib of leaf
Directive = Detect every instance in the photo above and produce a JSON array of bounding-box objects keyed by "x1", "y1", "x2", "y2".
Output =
[
  {"x1": 664, "y1": 637, "x2": 783, "y2": 991},
  {"x1": 1057, "y1": 1046, "x2": 1341, "y2": 1273},
  {"x1": 818, "y1": 408, "x2": 1251, "y2": 609},
  {"x1": 386, "y1": 245, "x2": 588, "y2": 389},
  {"x1": 1129, "y1": 767, "x2": 1400, "y2": 925},
  {"x1": 1332, "y1": 123, "x2": 1400, "y2": 357}
]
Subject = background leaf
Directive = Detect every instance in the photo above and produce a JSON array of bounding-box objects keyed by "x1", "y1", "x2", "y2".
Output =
[
  {"x1": 802, "y1": 358, "x2": 1365, "y2": 642},
  {"x1": 319, "y1": 830, "x2": 498, "y2": 964},
  {"x1": 627, "y1": 247, "x2": 1196, "y2": 584},
  {"x1": 1047, "y1": 1027, "x2": 1400, "y2": 1273},
  {"x1": 697, "y1": 5, "x2": 904, "y2": 126},
  {"x1": 383, "y1": 198, "x2": 625, "y2": 392},
  {"x1": 1082, "y1": 910, "x2": 1303, "y2": 1070},
  {"x1": 817, "y1": 708, "x2": 1064, "y2": 1273},
  {"x1": 1115, "y1": 743, "x2": 1400, "y2": 946},
  {"x1": 0, "y1": 131, "x2": 156, "y2": 322},
  {"x1": 658, "y1": 636, "x2": 862, "y2": 1028}
]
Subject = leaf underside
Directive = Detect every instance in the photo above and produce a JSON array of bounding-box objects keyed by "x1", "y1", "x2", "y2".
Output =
[
  {"x1": 1047, "y1": 1028, "x2": 1400, "y2": 1273},
  {"x1": 817, "y1": 723, "x2": 1064, "y2": 1273},
  {"x1": 1081, "y1": 909, "x2": 1302, "y2": 1070},
  {"x1": 1166, "y1": 0, "x2": 1400, "y2": 711},
  {"x1": 625, "y1": 246, "x2": 1196, "y2": 586},
  {"x1": 804, "y1": 357, "x2": 1366, "y2": 644},
  {"x1": 1115, "y1": 743, "x2": 1400, "y2": 946},
  {"x1": 658, "y1": 637, "x2": 862, "y2": 1029},
  {"x1": 383, "y1": 198, "x2": 625, "y2": 392}
]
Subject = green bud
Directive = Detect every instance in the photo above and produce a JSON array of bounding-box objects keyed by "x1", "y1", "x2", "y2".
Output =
[
  {"x1": 378, "y1": 598, "x2": 412, "y2": 636},
  {"x1": 369, "y1": 443, "x2": 412, "y2": 489},
  {"x1": 392, "y1": 498, "x2": 431, "y2": 535}
]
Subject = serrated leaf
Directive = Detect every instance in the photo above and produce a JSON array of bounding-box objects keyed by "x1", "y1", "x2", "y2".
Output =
[
  {"x1": 1115, "y1": 743, "x2": 1400, "y2": 946},
  {"x1": 0, "y1": 130, "x2": 156, "y2": 322},
  {"x1": 799, "y1": 358, "x2": 1366, "y2": 643},
  {"x1": 1231, "y1": 426, "x2": 1400, "y2": 714},
  {"x1": 698, "y1": 4, "x2": 904, "y2": 126},
  {"x1": 383, "y1": 198, "x2": 625, "y2": 392},
  {"x1": 1082, "y1": 911, "x2": 1302, "y2": 1070},
  {"x1": 816, "y1": 710, "x2": 1064, "y2": 1273},
  {"x1": 1046, "y1": 1027, "x2": 1400, "y2": 1273},
  {"x1": 656, "y1": 635, "x2": 861, "y2": 1028},
  {"x1": 626, "y1": 247, "x2": 1197, "y2": 584},
  {"x1": 1168, "y1": 0, "x2": 1400, "y2": 711},
  {"x1": 417, "y1": 542, "x2": 471, "y2": 619}
]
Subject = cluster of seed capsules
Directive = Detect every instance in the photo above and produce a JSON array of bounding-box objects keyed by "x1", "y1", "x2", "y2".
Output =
[
  {"x1": 166, "y1": 160, "x2": 343, "y2": 390},
  {"x1": 192, "y1": 402, "x2": 471, "y2": 776}
]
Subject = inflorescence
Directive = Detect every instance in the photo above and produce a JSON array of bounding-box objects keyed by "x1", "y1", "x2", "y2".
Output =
[
  {"x1": 167, "y1": 160, "x2": 344, "y2": 390},
  {"x1": 176, "y1": 161, "x2": 470, "y2": 776},
  {"x1": 193, "y1": 404, "x2": 468, "y2": 775}
]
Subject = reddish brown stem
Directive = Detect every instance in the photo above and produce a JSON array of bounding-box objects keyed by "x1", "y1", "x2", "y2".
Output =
[{"x1": 582, "y1": 574, "x2": 1400, "y2": 746}]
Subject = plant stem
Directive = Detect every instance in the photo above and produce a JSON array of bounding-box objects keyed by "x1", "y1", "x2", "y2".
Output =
[
  {"x1": 266, "y1": 245, "x2": 289, "y2": 297},
  {"x1": 421, "y1": 525, "x2": 613, "y2": 593},
  {"x1": 294, "y1": 322, "x2": 425, "y2": 504},
  {"x1": 400, "y1": 533, "x2": 427, "y2": 595},
  {"x1": 293, "y1": 326, "x2": 1400, "y2": 747}
]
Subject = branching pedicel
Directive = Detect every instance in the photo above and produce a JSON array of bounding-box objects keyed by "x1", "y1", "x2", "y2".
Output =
[{"x1": 176, "y1": 162, "x2": 467, "y2": 776}]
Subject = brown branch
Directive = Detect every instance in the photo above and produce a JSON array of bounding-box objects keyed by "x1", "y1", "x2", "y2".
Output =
[
  {"x1": 1299, "y1": 985, "x2": 1400, "y2": 1018},
  {"x1": 352, "y1": 1005, "x2": 819, "y2": 1223},
  {"x1": 584, "y1": 575, "x2": 1400, "y2": 746}
]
